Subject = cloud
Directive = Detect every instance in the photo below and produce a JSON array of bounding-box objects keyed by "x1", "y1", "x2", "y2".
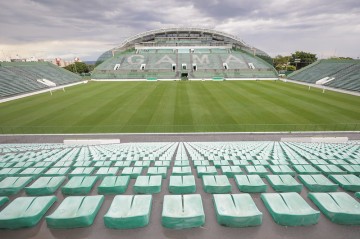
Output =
[{"x1": 0, "y1": 0, "x2": 359, "y2": 60}]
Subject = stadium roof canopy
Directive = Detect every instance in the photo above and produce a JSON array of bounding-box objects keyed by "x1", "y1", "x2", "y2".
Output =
[{"x1": 96, "y1": 28, "x2": 270, "y2": 64}]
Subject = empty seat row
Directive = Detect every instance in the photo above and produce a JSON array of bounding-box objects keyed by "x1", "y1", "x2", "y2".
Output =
[
  {"x1": 1, "y1": 192, "x2": 359, "y2": 229},
  {"x1": 1, "y1": 174, "x2": 360, "y2": 196}
]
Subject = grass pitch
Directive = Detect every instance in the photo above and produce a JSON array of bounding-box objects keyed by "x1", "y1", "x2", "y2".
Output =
[{"x1": 0, "y1": 81, "x2": 359, "y2": 133}]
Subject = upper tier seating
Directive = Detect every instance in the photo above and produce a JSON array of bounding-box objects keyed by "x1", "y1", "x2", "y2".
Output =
[
  {"x1": 0, "y1": 62, "x2": 82, "y2": 98},
  {"x1": 288, "y1": 60, "x2": 360, "y2": 92}
]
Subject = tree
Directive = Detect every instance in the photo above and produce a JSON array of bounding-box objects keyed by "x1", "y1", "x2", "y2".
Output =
[
  {"x1": 64, "y1": 62, "x2": 90, "y2": 74},
  {"x1": 289, "y1": 51, "x2": 317, "y2": 70},
  {"x1": 273, "y1": 55, "x2": 292, "y2": 71}
]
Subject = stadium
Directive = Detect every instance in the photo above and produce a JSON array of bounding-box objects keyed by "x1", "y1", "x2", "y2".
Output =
[{"x1": 0, "y1": 27, "x2": 360, "y2": 239}]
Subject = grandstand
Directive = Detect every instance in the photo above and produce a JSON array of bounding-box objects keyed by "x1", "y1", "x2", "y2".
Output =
[
  {"x1": 92, "y1": 28, "x2": 277, "y2": 80},
  {"x1": 288, "y1": 59, "x2": 360, "y2": 92},
  {"x1": 0, "y1": 62, "x2": 82, "y2": 98}
]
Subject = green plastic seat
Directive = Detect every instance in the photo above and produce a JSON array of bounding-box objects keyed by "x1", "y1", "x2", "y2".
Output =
[
  {"x1": 317, "y1": 165, "x2": 345, "y2": 176},
  {"x1": 269, "y1": 165, "x2": 295, "y2": 176},
  {"x1": 172, "y1": 166, "x2": 192, "y2": 176},
  {"x1": 174, "y1": 161, "x2": 189, "y2": 167},
  {"x1": 169, "y1": 175, "x2": 196, "y2": 194},
  {"x1": 32, "y1": 162, "x2": 53, "y2": 168},
  {"x1": 162, "y1": 194, "x2": 205, "y2": 229},
  {"x1": 245, "y1": 166, "x2": 269, "y2": 177},
  {"x1": 0, "y1": 196, "x2": 57, "y2": 229},
  {"x1": 261, "y1": 192, "x2": 320, "y2": 226},
  {"x1": 292, "y1": 165, "x2": 320, "y2": 175},
  {"x1": 202, "y1": 175, "x2": 231, "y2": 194},
  {"x1": 329, "y1": 174, "x2": 360, "y2": 192},
  {"x1": 193, "y1": 160, "x2": 210, "y2": 168},
  {"x1": 212, "y1": 160, "x2": 230, "y2": 168},
  {"x1": 68, "y1": 167, "x2": 95, "y2": 178},
  {"x1": 122, "y1": 167, "x2": 143, "y2": 178},
  {"x1": 61, "y1": 176, "x2": 98, "y2": 195},
  {"x1": 309, "y1": 159, "x2": 328, "y2": 165},
  {"x1": 18, "y1": 167, "x2": 46, "y2": 178},
  {"x1": 213, "y1": 194, "x2": 262, "y2": 227},
  {"x1": 44, "y1": 167, "x2": 71, "y2": 176},
  {"x1": 113, "y1": 161, "x2": 131, "y2": 169},
  {"x1": 221, "y1": 166, "x2": 243, "y2": 178},
  {"x1": 0, "y1": 162, "x2": 15, "y2": 168},
  {"x1": 72, "y1": 161, "x2": 93, "y2": 168},
  {"x1": 270, "y1": 160, "x2": 289, "y2": 165},
  {"x1": 54, "y1": 161, "x2": 74, "y2": 168},
  {"x1": 308, "y1": 192, "x2": 360, "y2": 225},
  {"x1": 355, "y1": 192, "x2": 360, "y2": 198},
  {"x1": 134, "y1": 175, "x2": 162, "y2": 194},
  {"x1": 265, "y1": 175, "x2": 303, "y2": 192},
  {"x1": 93, "y1": 161, "x2": 113, "y2": 168},
  {"x1": 0, "y1": 196, "x2": 9, "y2": 207},
  {"x1": 235, "y1": 175, "x2": 267, "y2": 193},
  {"x1": 197, "y1": 166, "x2": 217, "y2": 178},
  {"x1": 0, "y1": 168, "x2": 23, "y2": 177},
  {"x1": 25, "y1": 176, "x2": 66, "y2": 195},
  {"x1": 340, "y1": 165, "x2": 360, "y2": 175},
  {"x1": 0, "y1": 176, "x2": 33, "y2": 196},
  {"x1": 134, "y1": 161, "x2": 151, "y2": 168},
  {"x1": 289, "y1": 159, "x2": 309, "y2": 165},
  {"x1": 104, "y1": 195, "x2": 152, "y2": 229},
  {"x1": 98, "y1": 176, "x2": 130, "y2": 194},
  {"x1": 12, "y1": 162, "x2": 35, "y2": 168},
  {"x1": 298, "y1": 174, "x2": 338, "y2": 192},
  {"x1": 250, "y1": 160, "x2": 269, "y2": 167},
  {"x1": 154, "y1": 161, "x2": 171, "y2": 168},
  {"x1": 46, "y1": 195, "x2": 104, "y2": 228},
  {"x1": 147, "y1": 167, "x2": 167, "y2": 179},
  {"x1": 232, "y1": 160, "x2": 250, "y2": 167},
  {"x1": 96, "y1": 167, "x2": 119, "y2": 178}
]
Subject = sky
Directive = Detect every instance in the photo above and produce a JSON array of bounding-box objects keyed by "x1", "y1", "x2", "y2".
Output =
[{"x1": 0, "y1": 0, "x2": 360, "y2": 61}]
